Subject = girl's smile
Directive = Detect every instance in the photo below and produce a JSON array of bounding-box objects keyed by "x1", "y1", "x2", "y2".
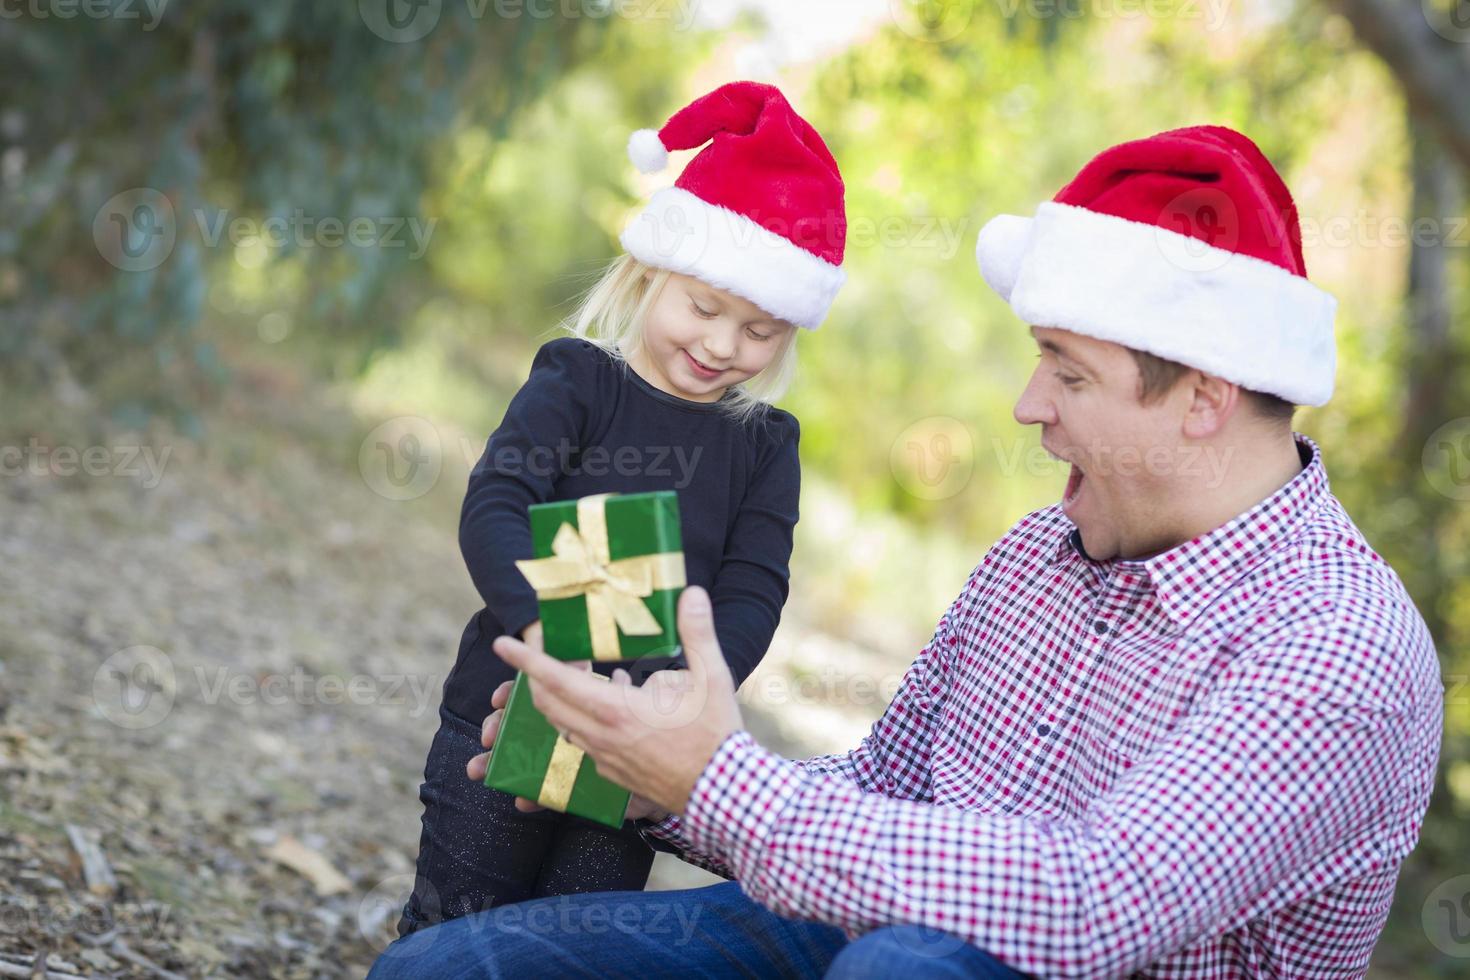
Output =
[{"x1": 683, "y1": 349, "x2": 726, "y2": 380}]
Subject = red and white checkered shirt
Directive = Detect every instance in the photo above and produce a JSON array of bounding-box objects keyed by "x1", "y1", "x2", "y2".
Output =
[{"x1": 645, "y1": 436, "x2": 1443, "y2": 978}]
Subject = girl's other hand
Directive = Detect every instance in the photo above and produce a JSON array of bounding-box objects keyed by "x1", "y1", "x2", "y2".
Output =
[{"x1": 521, "y1": 619, "x2": 544, "y2": 652}]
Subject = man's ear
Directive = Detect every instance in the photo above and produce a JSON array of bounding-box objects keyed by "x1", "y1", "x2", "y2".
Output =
[{"x1": 1181, "y1": 371, "x2": 1240, "y2": 439}]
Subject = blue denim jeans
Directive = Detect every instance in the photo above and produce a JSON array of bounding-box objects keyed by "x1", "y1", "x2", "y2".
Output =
[{"x1": 367, "y1": 879, "x2": 1029, "y2": 979}]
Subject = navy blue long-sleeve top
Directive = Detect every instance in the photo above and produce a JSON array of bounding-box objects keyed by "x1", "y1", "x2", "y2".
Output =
[{"x1": 440, "y1": 337, "x2": 801, "y2": 722}]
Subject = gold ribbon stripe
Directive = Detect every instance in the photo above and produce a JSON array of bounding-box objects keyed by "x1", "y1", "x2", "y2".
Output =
[{"x1": 536, "y1": 674, "x2": 609, "y2": 811}]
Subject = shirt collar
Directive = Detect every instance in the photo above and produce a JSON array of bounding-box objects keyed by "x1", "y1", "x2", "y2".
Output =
[{"x1": 1051, "y1": 435, "x2": 1329, "y2": 629}]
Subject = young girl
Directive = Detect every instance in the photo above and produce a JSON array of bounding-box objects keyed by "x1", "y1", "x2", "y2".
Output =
[{"x1": 396, "y1": 81, "x2": 848, "y2": 936}]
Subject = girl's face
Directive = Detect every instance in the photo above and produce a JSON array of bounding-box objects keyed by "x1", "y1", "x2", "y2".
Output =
[{"x1": 628, "y1": 271, "x2": 795, "y2": 403}]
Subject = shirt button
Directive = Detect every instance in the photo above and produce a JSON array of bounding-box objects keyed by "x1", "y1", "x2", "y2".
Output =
[
  {"x1": 1037, "y1": 723, "x2": 1051, "y2": 737},
  {"x1": 1093, "y1": 620, "x2": 1109, "y2": 636}
]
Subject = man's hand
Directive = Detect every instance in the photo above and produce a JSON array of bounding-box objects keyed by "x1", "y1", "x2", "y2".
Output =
[
  {"x1": 468, "y1": 586, "x2": 743, "y2": 816},
  {"x1": 465, "y1": 672, "x2": 669, "y2": 822}
]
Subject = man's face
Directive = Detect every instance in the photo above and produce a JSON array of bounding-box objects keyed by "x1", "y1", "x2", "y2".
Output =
[{"x1": 1012, "y1": 326, "x2": 1189, "y2": 560}]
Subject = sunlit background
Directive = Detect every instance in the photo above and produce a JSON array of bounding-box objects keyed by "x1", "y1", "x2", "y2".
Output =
[{"x1": 3, "y1": 0, "x2": 1468, "y2": 974}]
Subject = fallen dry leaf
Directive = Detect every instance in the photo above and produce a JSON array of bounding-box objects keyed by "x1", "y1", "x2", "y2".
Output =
[{"x1": 263, "y1": 835, "x2": 351, "y2": 896}]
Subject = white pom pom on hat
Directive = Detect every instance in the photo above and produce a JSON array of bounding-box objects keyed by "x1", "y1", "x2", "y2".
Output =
[
  {"x1": 627, "y1": 129, "x2": 669, "y2": 174},
  {"x1": 974, "y1": 213, "x2": 1032, "y2": 303}
]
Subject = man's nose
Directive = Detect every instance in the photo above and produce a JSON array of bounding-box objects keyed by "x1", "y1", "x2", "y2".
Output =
[{"x1": 1013, "y1": 370, "x2": 1056, "y2": 426}]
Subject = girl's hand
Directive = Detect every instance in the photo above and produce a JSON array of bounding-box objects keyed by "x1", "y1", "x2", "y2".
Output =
[{"x1": 521, "y1": 620, "x2": 544, "y2": 652}]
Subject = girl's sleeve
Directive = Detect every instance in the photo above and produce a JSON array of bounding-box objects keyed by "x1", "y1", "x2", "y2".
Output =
[
  {"x1": 458, "y1": 338, "x2": 599, "y2": 639},
  {"x1": 710, "y1": 411, "x2": 801, "y2": 689}
]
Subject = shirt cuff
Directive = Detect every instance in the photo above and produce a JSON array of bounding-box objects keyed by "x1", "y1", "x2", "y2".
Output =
[
  {"x1": 681, "y1": 729, "x2": 805, "y2": 875},
  {"x1": 638, "y1": 812, "x2": 684, "y2": 847}
]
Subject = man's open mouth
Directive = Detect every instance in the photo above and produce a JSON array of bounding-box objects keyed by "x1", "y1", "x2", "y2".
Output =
[{"x1": 1064, "y1": 463, "x2": 1085, "y2": 505}]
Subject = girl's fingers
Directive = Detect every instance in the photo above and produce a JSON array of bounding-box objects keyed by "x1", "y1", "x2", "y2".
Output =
[
  {"x1": 491, "y1": 679, "x2": 514, "y2": 710},
  {"x1": 480, "y1": 709, "x2": 502, "y2": 749},
  {"x1": 467, "y1": 753, "x2": 542, "y2": 813}
]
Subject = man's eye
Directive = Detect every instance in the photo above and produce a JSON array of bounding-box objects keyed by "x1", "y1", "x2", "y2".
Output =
[{"x1": 1054, "y1": 372, "x2": 1082, "y2": 387}]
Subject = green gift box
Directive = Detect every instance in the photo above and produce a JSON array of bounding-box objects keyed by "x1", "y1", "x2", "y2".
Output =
[
  {"x1": 515, "y1": 491, "x2": 685, "y2": 663},
  {"x1": 483, "y1": 671, "x2": 631, "y2": 828}
]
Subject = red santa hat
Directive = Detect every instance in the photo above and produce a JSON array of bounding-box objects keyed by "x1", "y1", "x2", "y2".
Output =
[
  {"x1": 619, "y1": 81, "x2": 846, "y2": 330},
  {"x1": 975, "y1": 126, "x2": 1337, "y2": 406}
]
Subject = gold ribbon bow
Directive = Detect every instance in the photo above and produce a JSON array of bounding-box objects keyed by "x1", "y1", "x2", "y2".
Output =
[{"x1": 515, "y1": 494, "x2": 685, "y2": 661}]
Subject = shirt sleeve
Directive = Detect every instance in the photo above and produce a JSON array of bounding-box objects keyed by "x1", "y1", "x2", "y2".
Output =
[
  {"x1": 674, "y1": 619, "x2": 1437, "y2": 978},
  {"x1": 708, "y1": 411, "x2": 802, "y2": 689},
  {"x1": 458, "y1": 338, "x2": 598, "y2": 639},
  {"x1": 637, "y1": 589, "x2": 964, "y2": 877}
]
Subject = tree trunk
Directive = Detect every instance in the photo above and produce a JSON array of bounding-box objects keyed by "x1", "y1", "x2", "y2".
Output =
[
  {"x1": 1400, "y1": 116, "x2": 1462, "y2": 457},
  {"x1": 1331, "y1": 0, "x2": 1470, "y2": 173}
]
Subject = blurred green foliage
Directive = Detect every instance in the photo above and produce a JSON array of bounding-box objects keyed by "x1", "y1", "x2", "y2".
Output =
[{"x1": 0, "y1": 1, "x2": 682, "y2": 420}]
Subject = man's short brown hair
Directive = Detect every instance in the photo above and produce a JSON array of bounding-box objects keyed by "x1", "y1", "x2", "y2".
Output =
[{"x1": 1130, "y1": 349, "x2": 1295, "y2": 424}]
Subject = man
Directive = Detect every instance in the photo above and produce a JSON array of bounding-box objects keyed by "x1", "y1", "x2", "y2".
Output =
[{"x1": 368, "y1": 127, "x2": 1442, "y2": 978}]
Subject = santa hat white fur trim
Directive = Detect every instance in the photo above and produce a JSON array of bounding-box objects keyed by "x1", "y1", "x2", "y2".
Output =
[
  {"x1": 620, "y1": 187, "x2": 845, "y2": 330},
  {"x1": 976, "y1": 202, "x2": 1337, "y2": 406},
  {"x1": 628, "y1": 129, "x2": 669, "y2": 175}
]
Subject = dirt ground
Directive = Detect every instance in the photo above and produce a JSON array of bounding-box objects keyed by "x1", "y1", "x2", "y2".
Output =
[{"x1": 0, "y1": 372, "x2": 902, "y2": 978}]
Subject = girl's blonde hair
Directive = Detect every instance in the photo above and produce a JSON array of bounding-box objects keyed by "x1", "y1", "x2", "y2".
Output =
[{"x1": 565, "y1": 254, "x2": 798, "y2": 425}]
